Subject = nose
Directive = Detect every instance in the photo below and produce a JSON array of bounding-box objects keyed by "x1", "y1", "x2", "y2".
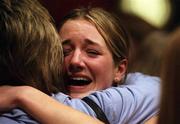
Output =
[{"x1": 68, "y1": 50, "x2": 84, "y2": 73}]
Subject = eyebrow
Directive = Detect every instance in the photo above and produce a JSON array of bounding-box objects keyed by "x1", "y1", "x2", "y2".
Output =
[
  {"x1": 62, "y1": 39, "x2": 100, "y2": 46},
  {"x1": 84, "y1": 39, "x2": 98, "y2": 46}
]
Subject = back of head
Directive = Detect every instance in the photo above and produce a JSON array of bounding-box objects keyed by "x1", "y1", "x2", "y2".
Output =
[
  {"x1": 158, "y1": 28, "x2": 180, "y2": 124},
  {"x1": 0, "y1": 0, "x2": 65, "y2": 94}
]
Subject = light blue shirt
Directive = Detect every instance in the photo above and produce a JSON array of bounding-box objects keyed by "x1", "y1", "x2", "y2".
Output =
[{"x1": 0, "y1": 73, "x2": 160, "y2": 124}]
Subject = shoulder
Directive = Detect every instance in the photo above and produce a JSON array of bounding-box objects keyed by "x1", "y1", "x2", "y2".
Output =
[
  {"x1": 125, "y1": 72, "x2": 160, "y2": 86},
  {"x1": 52, "y1": 73, "x2": 160, "y2": 123},
  {"x1": 88, "y1": 72, "x2": 161, "y2": 123}
]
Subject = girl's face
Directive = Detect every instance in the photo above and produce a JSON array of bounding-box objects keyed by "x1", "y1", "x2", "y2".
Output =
[{"x1": 59, "y1": 19, "x2": 126, "y2": 98}]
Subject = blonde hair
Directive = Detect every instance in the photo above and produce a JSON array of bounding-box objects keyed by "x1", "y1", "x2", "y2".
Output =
[{"x1": 0, "y1": 0, "x2": 65, "y2": 94}]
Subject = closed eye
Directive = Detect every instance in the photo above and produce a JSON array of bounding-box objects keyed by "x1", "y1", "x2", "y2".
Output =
[
  {"x1": 86, "y1": 49, "x2": 101, "y2": 57},
  {"x1": 63, "y1": 48, "x2": 72, "y2": 56}
]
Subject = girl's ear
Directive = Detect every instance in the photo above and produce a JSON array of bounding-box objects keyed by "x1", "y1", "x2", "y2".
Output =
[{"x1": 113, "y1": 59, "x2": 128, "y2": 85}]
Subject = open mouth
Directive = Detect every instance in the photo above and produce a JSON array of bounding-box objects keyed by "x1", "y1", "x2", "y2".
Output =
[{"x1": 67, "y1": 77, "x2": 92, "y2": 86}]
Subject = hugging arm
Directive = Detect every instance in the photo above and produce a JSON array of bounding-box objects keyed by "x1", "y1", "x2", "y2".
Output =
[
  {"x1": 0, "y1": 86, "x2": 103, "y2": 124},
  {"x1": 0, "y1": 73, "x2": 160, "y2": 124}
]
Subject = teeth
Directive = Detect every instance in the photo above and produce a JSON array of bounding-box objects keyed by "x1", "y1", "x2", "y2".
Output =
[{"x1": 72, "y1": 77, "x2": 88, "y2": 81}]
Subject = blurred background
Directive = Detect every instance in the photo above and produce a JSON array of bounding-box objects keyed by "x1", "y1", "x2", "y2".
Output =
[{"x1": 40, "y1": 0, "x2": 180, "y2": 31}]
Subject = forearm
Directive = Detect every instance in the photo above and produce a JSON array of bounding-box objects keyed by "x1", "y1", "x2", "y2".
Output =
[{"x1": 0, "y1": 86, "x2": 103, "y2": 124}]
